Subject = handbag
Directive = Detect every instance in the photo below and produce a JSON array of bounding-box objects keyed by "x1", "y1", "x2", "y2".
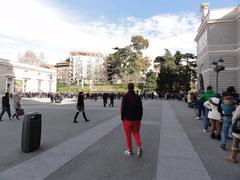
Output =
[
  {"x1": 232, "y1": 118, "x2": 240, "y2": 134},
  {"x1": 76, "y1": 105, "x2": 84, "y2": 111},
  {"x1": 18, "y1": 108, "x2": 25, "y2": 116}
]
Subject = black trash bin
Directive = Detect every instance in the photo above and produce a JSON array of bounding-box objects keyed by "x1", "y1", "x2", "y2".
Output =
[{"x1": 21, "y1": 112, "x2": 41, "y2": 153}]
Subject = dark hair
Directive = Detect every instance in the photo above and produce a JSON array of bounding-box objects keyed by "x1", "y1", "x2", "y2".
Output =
[
  {"x1": 226, "y1": 86, "x2": 236, "y2": 93},
  {"x1": 128, "y1": 83, "x2": 134, "y2": 91},
  {"x1": 5, "y1": 92, "x2": 9, "y2": 96},
  {"x1": 215, "y1": 93, "x2": 221, "y2": 99},
  {"x1": 206, "y1": 86, "x2": 212, "y2": 91}
]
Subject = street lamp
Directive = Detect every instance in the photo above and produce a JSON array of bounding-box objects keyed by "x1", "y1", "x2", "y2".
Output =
[{"x1": 212, "y1": 58, "x2": 225, "y2": 93}]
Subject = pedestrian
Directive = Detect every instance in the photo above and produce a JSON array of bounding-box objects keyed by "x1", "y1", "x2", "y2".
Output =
[
  {"x1": 199, "y1": 86, "x2": 215, "y2": 132},
  {"x1": 219, "y1": 95, "x2": 235, "y2": 150},
  {"x1": 73, "y1": 92, "x2": 90, "y2": 123},
  {"x1": 103, "y1": 93, "x2": 108, "y2": 107},
  {"x1": 223, "y1": 86, "x2": 239, "y2": 139},
  {"x1": 203, "y1": 93, "x2": 222, "y2": 140},
  {"x1": 12, "y1": 92, "x2": 21, "y2": 120},
  {"x1": 0, "y1": 92, "x2": 12, "y2": 121},
  {"x1": 224, "y1": 102, "x2": 240, "y2": 163},
  {"x1": 109, "y1": 93, "x2": 115, "y2": 107},
  {"x1": 121, "y1": 83, "x2": 143, "y2": 157},
  {"x1": 195, "y1": 97, "x2": 204, "y2": 120}
]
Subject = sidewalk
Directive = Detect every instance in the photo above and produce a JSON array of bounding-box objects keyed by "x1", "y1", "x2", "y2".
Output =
[
  {"x1": 169, "y1": 100, "x2": 240, "y2": 180},
  {"x1": 156, "y1": 102, "x2": 211, "y2": 180}
]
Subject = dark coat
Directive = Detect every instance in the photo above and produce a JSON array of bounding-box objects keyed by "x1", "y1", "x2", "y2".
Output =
[
  {"x1": 2, "y1": 96, "x2": 10, "y2": 108},
  {"x1": 77, "y1": 93, "x2": 84, "y2": 109},
  {"x1": 121, "y1": 91, "x2": 143, "y2": 121}
]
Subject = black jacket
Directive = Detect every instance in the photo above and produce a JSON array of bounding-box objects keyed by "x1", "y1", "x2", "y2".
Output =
[
  {"x1": 121, "y1": 91, "x2": 143, "y2": 121},
  {"x1": 2, "y1": 96, "x2": 10, "y2": 108},
  {"x1": 77, "y1": 94, "x2": 84, "y2": 107}
]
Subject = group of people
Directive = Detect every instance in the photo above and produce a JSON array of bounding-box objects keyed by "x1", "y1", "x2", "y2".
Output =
[
  {"x1": 102, "y1": 93, "x2": 116, "y2": 107},
  {"x1": 72, "y1": 83, "x2": 143, "y2": 157},
  {"x1": 190, "y1": 86, "x2": 240, "y2": 163},
  {"x1": 0, "y1": 92, "x2": 22, "y2": 121}
]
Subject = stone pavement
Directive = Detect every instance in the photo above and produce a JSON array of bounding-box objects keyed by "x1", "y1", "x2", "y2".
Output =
[
  {"x1": 0, "y1": 99, "x2": 239, "y2": 180},
  {"x1": 156, "y1": 102, "x2": 211, "y2": 180}
]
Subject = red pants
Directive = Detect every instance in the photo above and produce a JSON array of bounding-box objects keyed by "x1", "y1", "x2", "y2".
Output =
[{"x1": 122, "y1": 120, "x2": 141, "y2": 152}]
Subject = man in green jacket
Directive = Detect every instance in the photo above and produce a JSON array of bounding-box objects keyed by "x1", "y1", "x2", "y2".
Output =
[{"x1": 199, "y1": 86, "x2": 215, "y2": 131}]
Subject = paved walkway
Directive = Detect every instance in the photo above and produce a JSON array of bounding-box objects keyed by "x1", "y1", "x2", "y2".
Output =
[
  {"x1": 156, "y1": 102, "x2": 211, "y2": 180},
  {"x1": 0, "y1": 101, "x2": 215, "y2": 180}
]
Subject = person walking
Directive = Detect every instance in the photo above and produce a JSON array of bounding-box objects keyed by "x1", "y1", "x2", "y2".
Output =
[
  {"x1": 103, "y1": 93, "x2": 108, "y2": 107},
  {"x1": 121, "y1": 83, "x2": 143, "y2": 157},
  {"x1": 73, "y1": 92, "x2": 90, "y2": 123},
  {"x1": 12, "y1": 92, "x2": 21, "y2": 120},
  {"x1": 199, "y1": 86, "x2": 215, "y2": 132},
  {"x1": 109, "y1": 93, "x2": 115, "y2": 107},
  {"x1": 224, "y1": 102, "x2": 240, "y2": 163},
  {"x1": 0, "y1": 92, "x2": 12, "y2": 121}
]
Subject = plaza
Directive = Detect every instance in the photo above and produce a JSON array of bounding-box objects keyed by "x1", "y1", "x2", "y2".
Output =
[{"x1": 0, "y1": 98, "x2": 239, "y2": 180}]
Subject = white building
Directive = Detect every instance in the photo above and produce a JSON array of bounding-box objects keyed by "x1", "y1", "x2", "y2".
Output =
[
  {"x1": 69, "y1": 51, "x2": 105, "y2": 85},
  {"x1": 195, "y1": 3, "x2": 240, "y2": 93},
  {"x1": 0, "y1": 58, "x2": 56, "y2": 94}
]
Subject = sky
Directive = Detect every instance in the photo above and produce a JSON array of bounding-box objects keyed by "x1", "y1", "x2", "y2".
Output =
[{"x1": 0, "y1": 0, "x2": 239, "y2": 64}]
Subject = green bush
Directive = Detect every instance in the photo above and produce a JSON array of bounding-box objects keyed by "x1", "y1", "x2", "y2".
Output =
[{"x1": 57, "y1": 83, "x2": 141, "y2": 93}]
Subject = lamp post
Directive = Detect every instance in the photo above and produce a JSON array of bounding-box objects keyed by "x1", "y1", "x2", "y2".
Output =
[{"x1": 211, "y1": 58, "x2": 225, "y2": 93}]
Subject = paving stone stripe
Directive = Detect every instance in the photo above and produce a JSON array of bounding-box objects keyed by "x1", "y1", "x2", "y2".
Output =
[
  {"x1": 142, "y1": 121, "x2": 160, "y2": 126},
  {"x1": 156, "y1": 101, "x2": 212, "y2": 180},
  {"x1": 0, "y1": 115, "x2": 121, "y2": 180}
]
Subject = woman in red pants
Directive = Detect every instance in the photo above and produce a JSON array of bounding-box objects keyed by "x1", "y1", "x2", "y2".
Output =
[{"x1": 121, "y1": 83, "x2": 143, "y2": 157}]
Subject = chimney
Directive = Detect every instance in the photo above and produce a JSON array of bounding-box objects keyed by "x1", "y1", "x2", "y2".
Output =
[{"x1": 200, "y1": 3, "x2": 209, "y2": 20}]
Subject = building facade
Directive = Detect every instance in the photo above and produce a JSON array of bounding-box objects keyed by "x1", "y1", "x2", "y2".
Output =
[
  {"x1": 0, "y1": 59, "x2": 57, "y2": 94},
  {"x1": 55, "y1": 59, "x2": 71, "y2": 85},
  {"x1": 195, "y1": 3, "x2": 240, "y2": 93},
  {"x1": 68, "y1": 51, "x2": 105, "y2": 85}
]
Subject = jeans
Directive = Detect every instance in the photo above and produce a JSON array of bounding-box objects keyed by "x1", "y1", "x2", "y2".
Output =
[
  {"x1": 0, "y1": 107, "x2": 11, "y2": 120},
  {"x1": 204, "y1": 108, "x2": 209, "y2": 130},
  {"x1": 228, "y1": 123, "x2": 233, "y2": 138},
  {"x1": 221, "y1": 116, "x2": 232, "y2": 145}
]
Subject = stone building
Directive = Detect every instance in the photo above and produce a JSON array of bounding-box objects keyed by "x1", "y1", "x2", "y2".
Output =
[
  {"x1": 195, "y1": 3, "x2": 240, "y2": 93},
  {"x1": 55, "y1": 59, "x2": 71, "y2": 85},
  {"x1": 0, "y1": 58, "x2": 56, "y2": 94}
]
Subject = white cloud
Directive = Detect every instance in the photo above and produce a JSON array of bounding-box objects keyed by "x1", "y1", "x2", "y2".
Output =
[{"x1": 0, "y1": 0, "x2": 200, "y2": 64}]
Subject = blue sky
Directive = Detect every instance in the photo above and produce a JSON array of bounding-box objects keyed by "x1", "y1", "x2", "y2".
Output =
[
  {"x1": 0, "y1": 0, "x2": 239, "y2": 64},
  {"x1": 50, "y1": 0, "x2": 239, "y2": 21}
]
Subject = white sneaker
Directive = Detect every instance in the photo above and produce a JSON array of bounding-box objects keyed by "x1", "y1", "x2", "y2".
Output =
[
  {"x1": 202, "y1": 129, "x2": 208, "y2": 132},
  {"x1": 124, "y1": 150, "x2": 133, "y2": 156},
  {"x1": 196, "y1": 117, "x2": 200, "y2": 120},
  {"x1": 137, "y1": 147, "x2": 143, "y2": 158}
]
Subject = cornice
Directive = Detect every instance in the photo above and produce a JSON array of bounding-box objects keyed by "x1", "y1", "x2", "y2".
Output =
[
  {"x1": 195, "y1": 6, "x2": 240, "y2": 42},
  {"x1": 197, "y1": 47, "x2": 240, "y2": 62}
]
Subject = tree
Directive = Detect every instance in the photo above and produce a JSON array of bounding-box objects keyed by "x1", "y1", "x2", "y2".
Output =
[
  {"x1": 106, "y1": 35, "x2": 150, "y2": 83},
  {"x1": 146, "y1": 70, "x2": 157, "y2": 91},
  {"x1": 131, "y1": 35, "x2": 149, "y2": 52},
  {"x1": 155, "y1": 50, "x2": 197, "y2": 94},
  {"x1": 18, "y1": 50, "x2": 45, "y2": 65}
]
